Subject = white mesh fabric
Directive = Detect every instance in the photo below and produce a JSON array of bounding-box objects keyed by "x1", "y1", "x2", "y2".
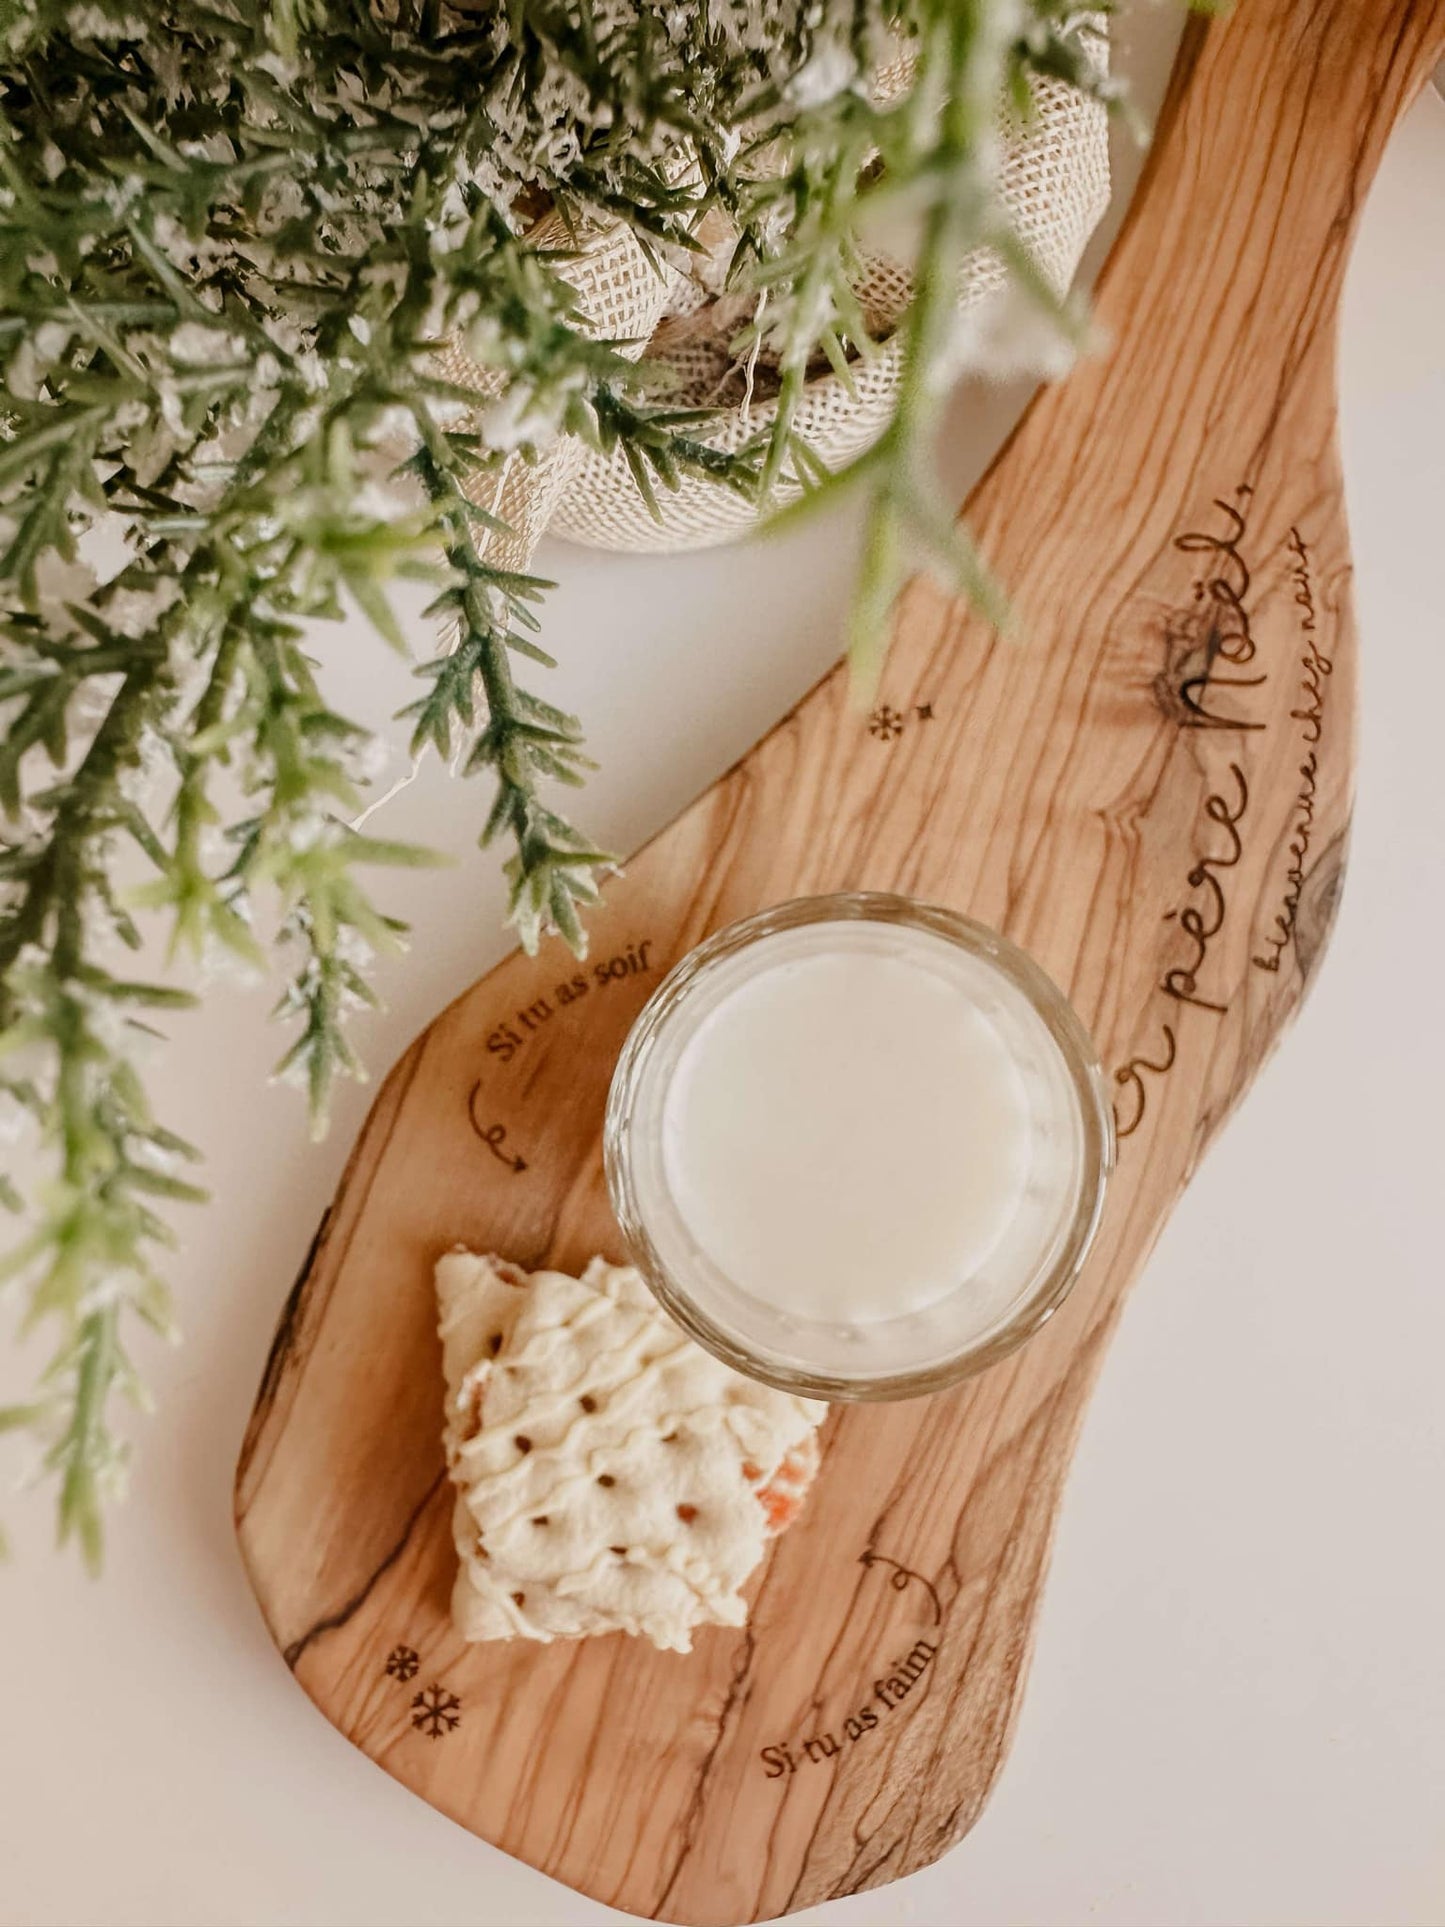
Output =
[{"x1": 442, "y1": 37, "x2": 1110, "y2": 563}]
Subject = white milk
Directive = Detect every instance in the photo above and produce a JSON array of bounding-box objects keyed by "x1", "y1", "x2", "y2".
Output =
[
  {"x1": 661, "y1": 938, "x2": 1033, "y2": 1323},
  {"x1": 607, "y1": 903, "x2": 1110, "y2": 1395}
]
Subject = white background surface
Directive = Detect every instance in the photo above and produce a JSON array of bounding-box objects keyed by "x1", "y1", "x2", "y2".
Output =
[{"x1": 3, "y1": 21, "x2": 1443, "y2": 1927}]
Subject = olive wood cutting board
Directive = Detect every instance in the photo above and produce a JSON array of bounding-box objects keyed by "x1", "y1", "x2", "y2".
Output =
[{"x1": 234, "y1": 2, "x2": 1445, "y2": 1919}]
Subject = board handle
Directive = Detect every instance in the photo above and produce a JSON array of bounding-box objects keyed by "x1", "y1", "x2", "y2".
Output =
[{"x1": 1096, "y1": 0, "x2": 1445, "y2": 357}]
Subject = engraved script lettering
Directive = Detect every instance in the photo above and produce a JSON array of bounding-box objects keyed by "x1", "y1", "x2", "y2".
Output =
[
  {"x1": 1121, "y1": 481, "x2": 1275, "y2": 1143},
  {"x1": 757, "y1": 1543, "x2": 944, "y2": 1779},
  {"x1": 1113, "y1": 1025, "x2": 1177, "y2": 1143},
  {"x1": 1157, "y1": 486, "x2": 1267, "y2": 732},
  {"x1": 1254, "y1": 528, "x2": 1332, "y2": 973},
  {"x1": 1116, "y1": 763, "x2": 1251, "y2": 1139},
  {"x1": 1160, "y1": 766, "x2": 1248, "y2": 1013},
  {"x1": 758, "y1": 1640, "x2": 939, "y2": 1779},
  {"x1": 485, "y1": 939, "x2": 656, "y2": 1066}
]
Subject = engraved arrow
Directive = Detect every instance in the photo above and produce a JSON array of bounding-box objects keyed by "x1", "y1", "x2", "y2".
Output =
[
  {"x1": 467, "y1": 1079, "x2": 527, "y2": 1172},
  {"x1": 859, "y1": 1547, "x2": 943, "y2": 1624}
]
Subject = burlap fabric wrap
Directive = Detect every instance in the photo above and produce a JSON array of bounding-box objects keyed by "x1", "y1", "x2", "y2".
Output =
[{"x1": 436, "y1": 39, "x2": 1109, "y2": 573}]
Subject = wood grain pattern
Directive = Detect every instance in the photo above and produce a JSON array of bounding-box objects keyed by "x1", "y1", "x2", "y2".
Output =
[{"x1": 234, "y1": 4, "x2": 1445, "y2": 1920}]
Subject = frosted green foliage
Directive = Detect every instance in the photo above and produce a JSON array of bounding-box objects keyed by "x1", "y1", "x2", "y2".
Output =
[{"x1": 0, "y1": 0, "x2": 1117, "y2": 1561}]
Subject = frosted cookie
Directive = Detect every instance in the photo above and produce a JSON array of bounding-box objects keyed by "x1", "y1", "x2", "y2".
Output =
[{"x1": 436, "y1": 1251, "x2": 826, "y2": 1652}]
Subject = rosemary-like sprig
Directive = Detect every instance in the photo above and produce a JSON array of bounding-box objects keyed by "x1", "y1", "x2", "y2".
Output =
[{"x1": 0, "y1": 0, "x2": 1120, "y2": 1561}]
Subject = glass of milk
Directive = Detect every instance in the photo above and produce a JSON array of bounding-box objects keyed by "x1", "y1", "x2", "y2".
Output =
[{"x1": 605, "y1": 894, "x2": 1113, "y2": 1400}]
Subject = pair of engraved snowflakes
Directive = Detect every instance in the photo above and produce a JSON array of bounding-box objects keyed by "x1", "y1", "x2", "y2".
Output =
[
  {"x1": 868, "y1": 702, "x2": 934, "y2": 741},
  {"x1": 384, "y1": 1644, "x2": 461, "y2": 1739}
]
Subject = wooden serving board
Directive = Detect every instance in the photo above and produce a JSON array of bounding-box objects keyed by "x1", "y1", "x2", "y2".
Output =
[{"x1": 235, "y1": 4, "x2": 1445, "y2": 1920}]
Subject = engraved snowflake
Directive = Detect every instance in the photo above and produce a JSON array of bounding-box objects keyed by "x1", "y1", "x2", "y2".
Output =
[
  {"x1": 411, "y1": 1683, "x2": 462, "y2": 1739},
  {"x1": 868, "y1": 705, "x2": 906, "y2": 741},
  {"x1": 384, "y1": 1644, "x2": 420, "y2": 1683}
]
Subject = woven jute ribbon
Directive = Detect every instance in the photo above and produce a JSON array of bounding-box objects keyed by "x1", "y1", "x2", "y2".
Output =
[{"x1": 437, "y1": 43, "x2": 1109, "y2": 573}]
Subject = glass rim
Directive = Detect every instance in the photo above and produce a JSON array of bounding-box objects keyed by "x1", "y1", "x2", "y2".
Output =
[{"x1": 604, "y1": 892, "x2": 1115, "y2": 1402}]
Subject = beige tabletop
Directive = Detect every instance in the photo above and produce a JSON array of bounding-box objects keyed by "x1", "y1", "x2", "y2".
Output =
[{"x1": 2, "y1": 20, "x2": 1443, "y2": 1927}]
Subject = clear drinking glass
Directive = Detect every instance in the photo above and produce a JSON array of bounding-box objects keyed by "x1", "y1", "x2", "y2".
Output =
[{"x1": 605, "y1": 893, "x2": 1114, "y2": 1401}]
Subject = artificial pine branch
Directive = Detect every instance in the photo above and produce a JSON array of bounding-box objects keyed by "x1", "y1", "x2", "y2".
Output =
[{"x1": 0, "y1": 0, "x2": 1122, "y2": 1560}]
